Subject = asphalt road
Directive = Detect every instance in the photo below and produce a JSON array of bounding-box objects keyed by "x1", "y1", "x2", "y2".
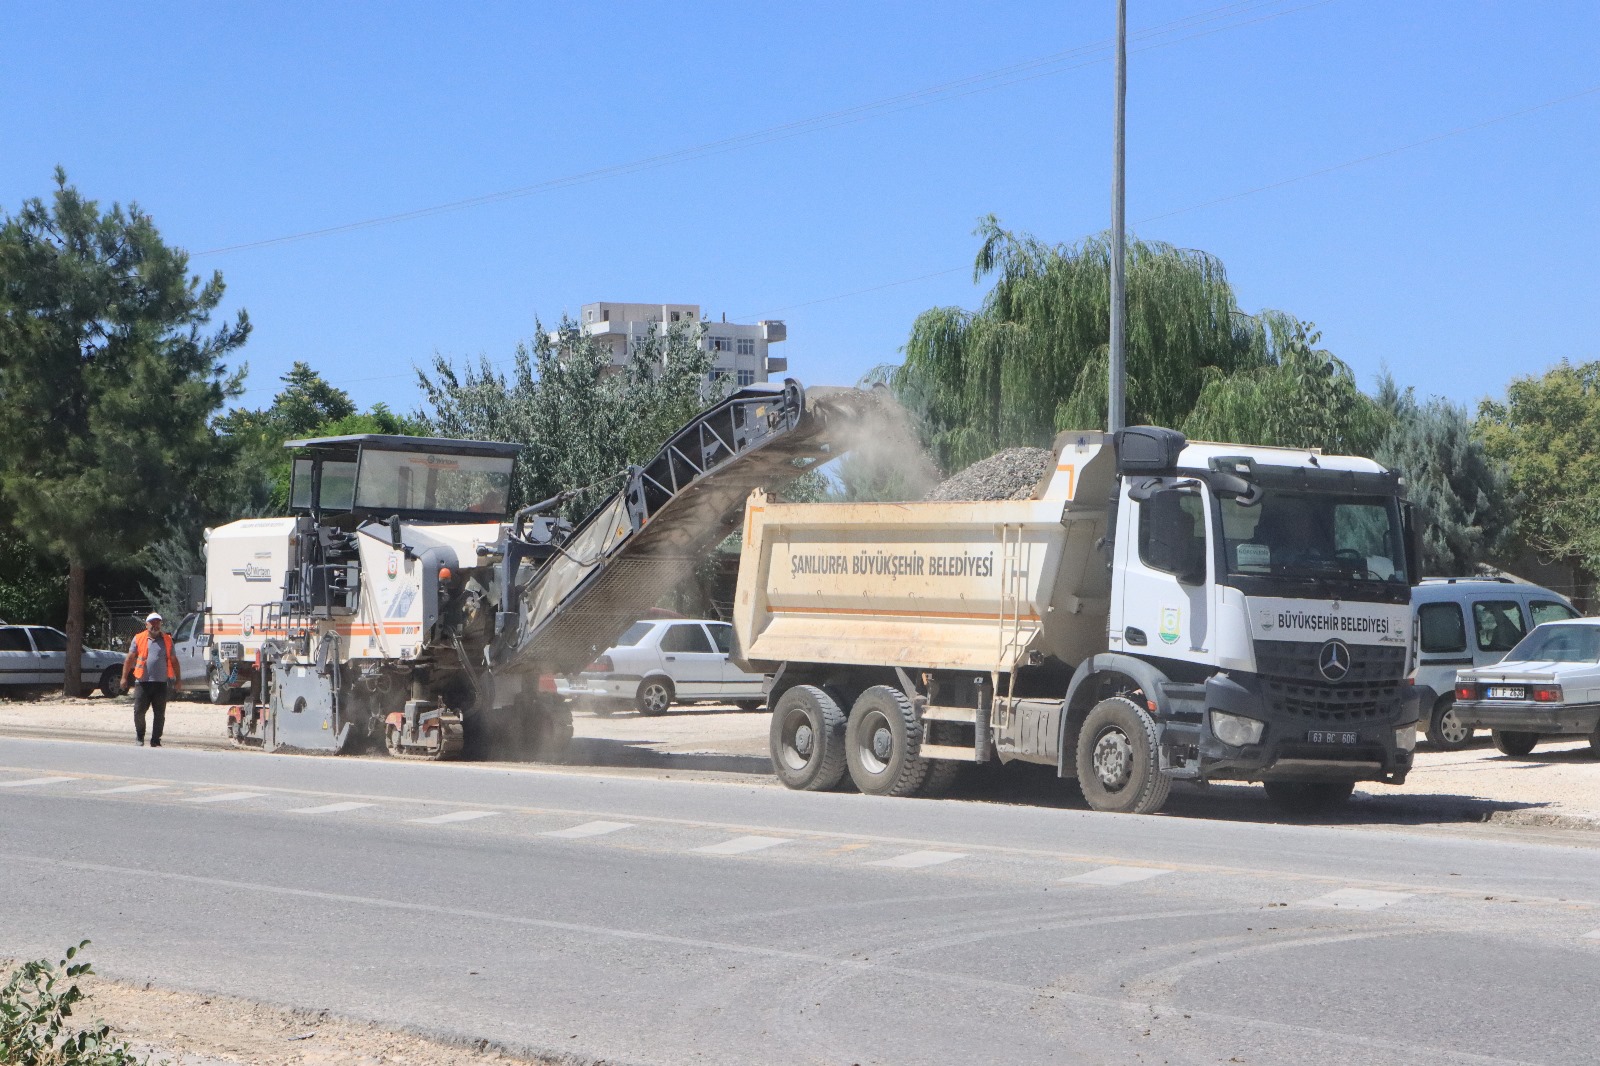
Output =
[{"x1": 3, "y1": 737, "x2": 1598, "y2": 1066}]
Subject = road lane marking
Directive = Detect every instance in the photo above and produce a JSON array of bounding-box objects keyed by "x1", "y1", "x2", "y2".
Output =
[
  {"x1": 185, "y1": 791, "x2": 266, "y2": 804},
  {"x1": 408, "y1": 810, "x2": 498, "y2": 825},
  {"x1": 291, "y1": 802, "x2": 375, "y2": 815},
  {"x1": 1583, "y1": 928, "x2": 1600, "y2": 941},
  {"x1": 542, "y1": 820, "x2": 633, "y2": 839},
  {"x1": 695, "y1": 835, "x2": 791, "y2": 855},
  {"x1": 89, "y1": 784, "x2": 167, "y2": 794},
  {"x1": 0, "y1": 776, "x2": 77, "y2": 788},
  {"x1": 1062, "y1": 866, "x2": 1172, "y2": 886},
  {"x1": 1299, "y1": 888, "x2": 1414, "y2": 910},
  {"x1": 867, "y1": 850, "x2": 967, "y2": 869}
]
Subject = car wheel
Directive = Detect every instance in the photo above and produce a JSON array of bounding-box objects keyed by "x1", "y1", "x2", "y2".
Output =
[
  {"x1": 1492, "y1": 730, "x2": 1539, "y2": 757},
  {"x1": 635, "y1": 678, "x2": 674, "y2": 716},
  {"x1": 769, "y1": 685, "x2": 847, "y2": 791},
  {"x1": 1589, "y1": 722, "x2": 1600, "y2": 758},
  {"x1": 844, "y1": 686, "x2": 929, "y2": 797},
  {"x1": 208, "y1": 667, "x2": 233, "y2": 705},
  {"x1": 1075, "y1": 697, "x2": 1171, "y2": 814},
  {"x1": 1263, "y1": 780, "x2": 1356, "y2": 814},
  {"x1": 734, "y1": 699, "x2": 765, "y2": 712},
  {"x1": 99, "y1": 668, "x2": 123, "y2": 699},
  {"x1": 1425, "y1": 697, "x2": 1475, "y2": 751}
]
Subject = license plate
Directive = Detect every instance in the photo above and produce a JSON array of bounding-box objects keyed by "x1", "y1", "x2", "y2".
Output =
[
  {"x1": 1307, "y1": 730, "x2": 1358, "y2": 745},
  {"x1": 1486, "y1": 686, "x2": 1525, "y2": 700}
]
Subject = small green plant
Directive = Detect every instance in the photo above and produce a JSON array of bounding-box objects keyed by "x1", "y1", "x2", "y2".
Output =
[{"x1": 0, "y1": 941, "x2": 148, "y2": 1066}]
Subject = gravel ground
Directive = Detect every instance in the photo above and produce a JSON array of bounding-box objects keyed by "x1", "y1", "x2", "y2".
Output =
[{"x1": 924, "y1": 446, "x2": 1056, "y2": 502}]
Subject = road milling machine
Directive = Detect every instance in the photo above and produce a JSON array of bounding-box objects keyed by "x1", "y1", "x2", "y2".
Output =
[{"x1": 203, "y1": 381, "x2": 879, "y2": 760}]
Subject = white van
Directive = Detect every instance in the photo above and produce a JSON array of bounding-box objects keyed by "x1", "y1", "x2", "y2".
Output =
[{"x1": 1413, "y1": 578, "x2": 1579, "y2": 749}]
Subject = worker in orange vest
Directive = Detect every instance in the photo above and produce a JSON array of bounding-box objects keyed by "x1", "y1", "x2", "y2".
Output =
[{"x1": 121, "y1": 612, "x2": 183, "y2": 747}]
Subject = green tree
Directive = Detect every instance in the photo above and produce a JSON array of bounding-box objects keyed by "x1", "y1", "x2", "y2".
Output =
[
  {"x1": 418, "y1": 317, "x2": 722, "y2": 516},
  {"x1": 0, "y1": 170, "x2": 248, "y2": 693},
  {"x1": 1369, "y1": 375, "x2": 1513, "y2": 576},
  {"x1": 1478, "y1": 360, "x2": 1600, "y2": 597}
]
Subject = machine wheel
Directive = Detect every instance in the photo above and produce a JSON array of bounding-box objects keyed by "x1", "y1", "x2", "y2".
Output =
[
  {"x1": 1075, "y1": 697, "x2": 1171, "y2": 815},
  {"x1": 845, "y1": 685, "x2": 928, "y2": 797},
  {"x1": 384, "y1": 725, "x2": 403, "y2": 758},
  {"x1": 98, "y1": 668, "x2": 123, "y2": 699},
  {"x1": 1425, "y1": 697, "x2": 1475, "y2": 751},
  {"x1": 527, "y1": 700, "x2": 574, "y2": 762},
  {"x1": 735, "y1": 699, "x2": 766, "y2": 712},
  {"x1": 636, "y1": 678, "x2": 674, "y2": 716},
  {"x1": 1492, "y1": 730, "x2": 1539, "y2": 757},
  {"x1": 1262, "y1": 779, "x2": 1356, "y2": 814},
  {"x1": 769, "y1": 685, "x2": 847, "y2": 791}
]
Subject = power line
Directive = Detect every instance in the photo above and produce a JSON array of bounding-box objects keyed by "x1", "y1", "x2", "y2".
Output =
[{"x1": 197, "y1": 0, "x2": 1315, "y2": 259}]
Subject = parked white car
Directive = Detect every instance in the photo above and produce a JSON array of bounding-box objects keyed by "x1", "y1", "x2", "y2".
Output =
[
  {"x1": 1451, "y1": 617, "x2": 1600, "y2": 757},
  {"x1": 560, "y1": 618, "x2": 767, "y2": 715},
  {"x1": 0, "y1": 624, "x2": 126, "y2": 697}
]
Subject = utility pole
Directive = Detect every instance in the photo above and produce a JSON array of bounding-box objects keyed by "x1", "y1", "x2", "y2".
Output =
[{"x1": 1107, "y1": 0, "x2": 1128, "y2": 433}]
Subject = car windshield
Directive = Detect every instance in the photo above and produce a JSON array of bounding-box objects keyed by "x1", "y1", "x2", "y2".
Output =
[
  {"x1": 1219, "y1": 490, "x2": 1407, "y2": 585},
  {"x1": 1505, "y1": 624, "x2": 1600, "y2": 664}
]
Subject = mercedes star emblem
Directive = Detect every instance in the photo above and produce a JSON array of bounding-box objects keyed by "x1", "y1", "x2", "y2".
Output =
[{"x1": 1317, "y1": 639, "x2": 1352, "y2": 682}]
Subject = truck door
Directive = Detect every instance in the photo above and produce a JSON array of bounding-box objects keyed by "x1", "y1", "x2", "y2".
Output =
[
  {"x1": 1116, "y1": 483, "x2": 1213, "y2": 664},
  {"x1": 172, "y1": 613, "x2": 208, "y2": 687}
]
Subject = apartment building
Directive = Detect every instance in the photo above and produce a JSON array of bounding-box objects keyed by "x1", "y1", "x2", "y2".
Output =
[{"x1": 574, "y1": 302, "x2": 788, "y2": 386}]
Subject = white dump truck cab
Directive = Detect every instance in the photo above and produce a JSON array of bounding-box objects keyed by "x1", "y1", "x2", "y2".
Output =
[{"x1": 738, "y1": 425, "x2": 1423, "y2": 815}]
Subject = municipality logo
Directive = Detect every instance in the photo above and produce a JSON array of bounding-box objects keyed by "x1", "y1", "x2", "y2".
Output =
[{"x1": 1159, "y1": 607, "x2": 1181, "y2": 645}]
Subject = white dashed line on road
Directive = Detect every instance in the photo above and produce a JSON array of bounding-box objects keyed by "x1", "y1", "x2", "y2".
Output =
[
  {"x1": 0, "y1": 776, "x2": 77, "y2": 788},
  {"x1": 89, "y1": 784, "x2": 167, "y2": 794},
  {"x1": 1299, "y1": 888, "x2": 1414, "y2": 910},
  {"x1": 694, "y1": 835, "x2": 792, "y2": 855},
  {"x1": 185, "y1": 792, "x2": 267, "y2": 804},
  {"x1": 542, "y1": 821, "x2": 633, "y2": 839},
  {"x1": 291, "y1": 802, "x2": 376, "y2": 815},
  {"x1": 866, "y1": 850, "x2": 967, "y2": 869},
  {"x1": 1582, "y1": 929, "x2": 1600, "y2": 941},
  {"x1": 408, "y1": 810, "x2": 499, "y2": 825},
  {"x1": 1062, "y1": 866, "x2": 1173, "y2": 886}
]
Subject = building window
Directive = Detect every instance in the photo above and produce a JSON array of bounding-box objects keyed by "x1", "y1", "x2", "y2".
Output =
[
  {"x1": 736, "y1": 337, "x2": 755, "y2": 356},
  {"x1": 709, "y1": 369, "x2": 727, "y2": 381},
  {"x1": 670, "y1": 311, "x2": 681, "y2": 322},
  {"x1": 737, "y1": 369, "x2": 756, "y2": 386},
  {"x1": 709, "y1": 335, "x2": 733, "y2": 352},
  {"x1": 601, "y1": 309, "x2": 610, "y2": 322}
]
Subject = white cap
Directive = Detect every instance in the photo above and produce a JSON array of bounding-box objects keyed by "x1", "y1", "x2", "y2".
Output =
[{"x1": 145, "y1": 611, "x2": 163, "y2": 622}]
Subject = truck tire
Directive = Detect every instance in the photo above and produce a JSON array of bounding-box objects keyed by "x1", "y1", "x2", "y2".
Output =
[
  {"x1": 770, "y1": 685, "x2": 847, "y2": 791},
  {"x1": 1262, "y1": 779, "x2": 1355, "y2": 814},
  {"x1": 845, "y1": 686, "x2": 929, "y2": 797},
  {"x1": 636, "y1": 677, "x2": 674, "y2": 716},
  {"x1": 99, "y1": 668, "x2": 123, "y2": 699},
  {"x1": 1075, "y1": 697, "x2": 1171, "y2": 815},
  {"x1": 1425, "y1": 697, "x2": 1475, "y2": 751},
  {"x1": 1492, "y1": 730, "x2": 1539, "y2": 757},
  {"x1": 918, "y1": 721, "x2": 965, "y2": 797}
]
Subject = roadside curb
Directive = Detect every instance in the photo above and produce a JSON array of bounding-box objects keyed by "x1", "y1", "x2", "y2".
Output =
[{"x1": 1482, "y1": 809, "x2": 1600, "y2": 832}]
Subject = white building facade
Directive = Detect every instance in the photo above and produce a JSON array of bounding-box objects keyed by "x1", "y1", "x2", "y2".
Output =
[{"x1": 574, "y1": 302, "x2": 788, "y2": 387}]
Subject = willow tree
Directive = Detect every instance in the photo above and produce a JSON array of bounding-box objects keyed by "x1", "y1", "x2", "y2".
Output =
[{"x1": 896, "y1": 216, "x2": 1306, "y2": 470}]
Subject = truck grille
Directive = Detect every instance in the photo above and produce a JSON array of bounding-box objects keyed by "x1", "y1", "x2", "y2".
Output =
[{"x1": 1256, "y1": 640, "x2": 1407, "y2": 724}]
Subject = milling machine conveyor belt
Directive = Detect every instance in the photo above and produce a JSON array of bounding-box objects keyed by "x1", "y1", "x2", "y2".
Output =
[{"x1": 492, "y1": 380, "x2": 885, "y2": 678}]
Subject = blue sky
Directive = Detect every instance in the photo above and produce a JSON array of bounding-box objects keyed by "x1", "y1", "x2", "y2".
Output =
[{"x1": 4, "y1": 1, "x2": 1597, "y2": 419}]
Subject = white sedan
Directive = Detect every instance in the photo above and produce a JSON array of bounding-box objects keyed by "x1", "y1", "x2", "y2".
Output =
[
  {"x1": 0, "y1": 625, "x2": 127, "y2": 697},
  {"x1": 1452, "y1": 618, "x2": 1600, "y2": 757},
  {"x1": 560, "y1": 618, "x2": 767, "y2": 716}
]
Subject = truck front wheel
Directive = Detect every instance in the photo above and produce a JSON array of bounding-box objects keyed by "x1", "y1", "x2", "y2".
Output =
[
  {"x1": 845, "y1": 686, "x2": 929, "y2": 797},
  {"x1": 1076, "y1": 697, "x2": 1171, "y2": 815},
  {"x1": 770, "y1": 685, "x2": 847, "y2": 791}
]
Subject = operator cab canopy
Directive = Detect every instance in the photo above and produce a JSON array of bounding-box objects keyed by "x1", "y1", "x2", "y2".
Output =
[{"x1": 285, "y1": 434, "x2": 522, "y2": 522}]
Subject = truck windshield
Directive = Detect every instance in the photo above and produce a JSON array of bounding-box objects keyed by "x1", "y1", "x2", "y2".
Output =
[
  {"x1": 354, "y1": 450, "x2": 513, "y2": 516},
  {"x1": 1218, "y1": 490, "x2": 1408, "y2": 587},
  {"x1": 1505, "y1": 624, "x2": 1600, "y2": 664}
]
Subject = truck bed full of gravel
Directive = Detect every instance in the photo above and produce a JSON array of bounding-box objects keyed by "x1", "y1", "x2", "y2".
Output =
[{"x1": 925, "y1": 447, "x2": 1055, "y2": 502}]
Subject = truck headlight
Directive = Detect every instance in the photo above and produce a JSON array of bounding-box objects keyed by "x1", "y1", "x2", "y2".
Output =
[
  {"x1": 1210, "y1": 710, "x2": 1264, "y2": 747},
  {"x1": 1395, "y1": 725, "x2": 1417, "y2": 752}
]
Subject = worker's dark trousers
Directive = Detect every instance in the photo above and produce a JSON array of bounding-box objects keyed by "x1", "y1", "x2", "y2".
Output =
[{"x1": 133, "y1": 681, "x2": 168, "y2": 745}]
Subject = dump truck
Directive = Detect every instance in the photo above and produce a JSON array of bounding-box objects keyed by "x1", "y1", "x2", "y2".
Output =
[
  {"x1": 204, "y1": 381, "x2": 880, "y2": 759},
  {"x1": 734, "y1": 426, "x2": 1425, "y2": 814}
]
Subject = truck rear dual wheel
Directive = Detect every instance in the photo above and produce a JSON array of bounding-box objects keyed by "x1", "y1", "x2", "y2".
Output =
[
  {"x1": 770, "y1": 685, "x2": 847, "y2": 791},
  {"x1": 1075, "y1": 697, "x2": 1171, "y2": 815},
  {"x1": 845, "y1": 686, "x2": 929, "y2": 797}
]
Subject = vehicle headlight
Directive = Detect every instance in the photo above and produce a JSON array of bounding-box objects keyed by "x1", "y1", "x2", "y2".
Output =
[
  {"x1": 1395, "y1": 725, "x2": 1417, "y2": 752},
  {"x1": 1210, "y1": 710, "x2": 1265, "y2": 746}
]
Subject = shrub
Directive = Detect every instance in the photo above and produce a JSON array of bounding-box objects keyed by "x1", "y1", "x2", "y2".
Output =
[{"x1": 0, "y1": 941, "x2": 149, "y2": 1066}]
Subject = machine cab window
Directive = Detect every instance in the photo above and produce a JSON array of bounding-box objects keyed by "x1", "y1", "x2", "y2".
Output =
[{"x1": 286, "y1": 434, "x2": 520, "y2": 521}]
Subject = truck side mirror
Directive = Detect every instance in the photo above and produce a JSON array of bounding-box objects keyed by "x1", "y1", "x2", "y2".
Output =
[{"x1": 389, "y1": 515, "x2": 403, "y2": 551}]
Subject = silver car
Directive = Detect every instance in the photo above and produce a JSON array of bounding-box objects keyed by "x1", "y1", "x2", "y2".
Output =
[
  {"x1": 1452, "y1": 618, "x2": 1600, "y2": 757},
  {"x1": 560, "y1": 618, "x2": 767, "y2": 716},
  {"x1": 0, "y1": 625, "x2": 126, "y2": 697}
]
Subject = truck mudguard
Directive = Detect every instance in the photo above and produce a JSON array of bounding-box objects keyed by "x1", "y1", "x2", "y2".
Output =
[{"x1": 1057, "y1": 652, "x2": 1176, "y2": 777}]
